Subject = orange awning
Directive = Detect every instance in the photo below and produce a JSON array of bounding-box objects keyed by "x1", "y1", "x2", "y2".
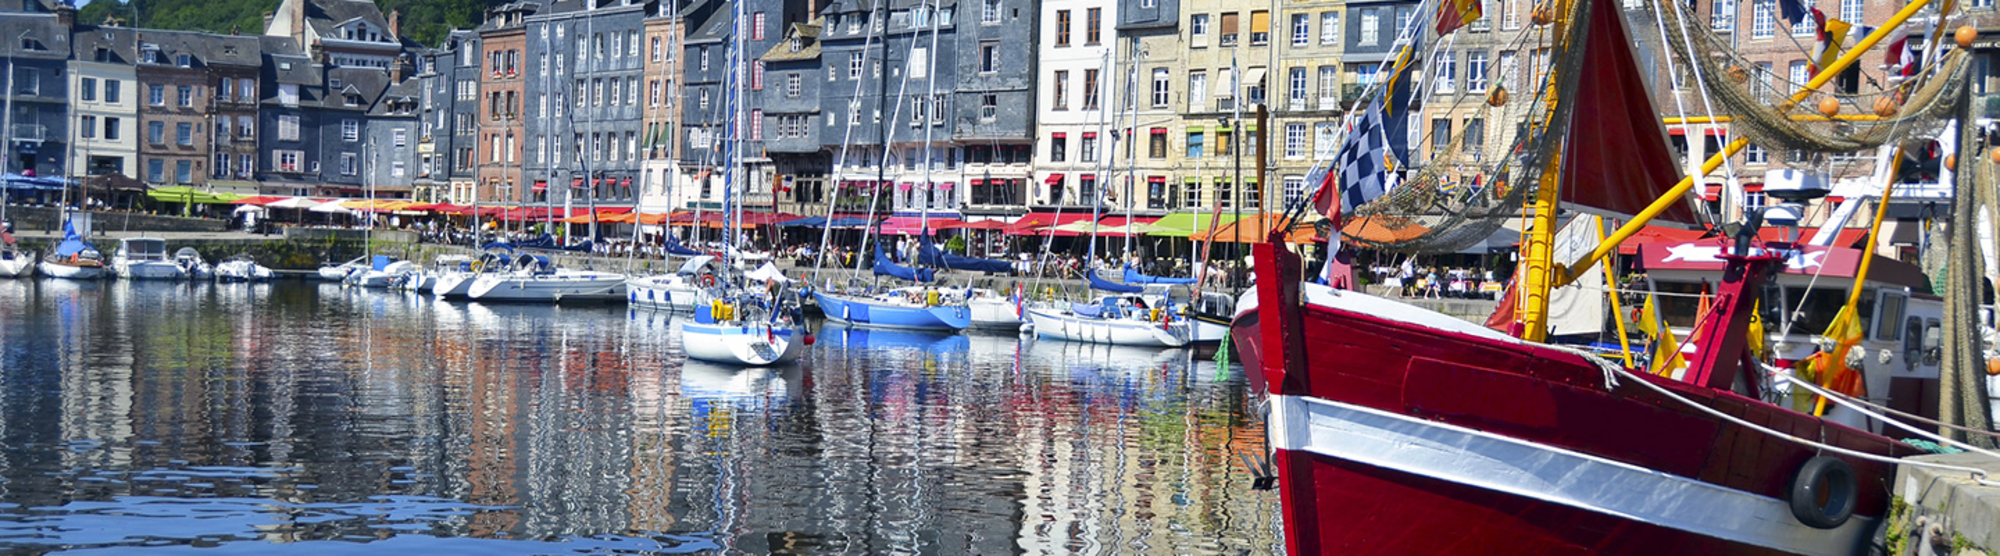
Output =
[
  {"x1": 1340, "y1": 216, "x2": 1432, "y2": 244},
  {"x1": 1191, "y1": 214, "x2": 1317, "y2": 244}
]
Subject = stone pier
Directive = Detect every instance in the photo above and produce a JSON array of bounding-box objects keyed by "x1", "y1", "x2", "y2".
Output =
[{"x1": 1887, "y1": 452, "x2": 2000, "y2": 556}]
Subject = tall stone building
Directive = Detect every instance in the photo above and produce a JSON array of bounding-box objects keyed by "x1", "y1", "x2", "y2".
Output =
[
  {"x1": 638, "y1": 6, "x2": 684, "y2": 212},
  {"x1": 70, "y1": 24, "x2": 138, "y2": 181},
  {"x1": 952, "y1": 0, "x2": 1039, "y2": 219},
  {"x1": 133, "y1": 31, "x2": 259, "y2": 190},
  {"x1": 1269, "y1": 0, "x2": 1346, "y2": 208},
  {"x1": 1, "y1": 0, "x2": 74, "y2": 180},
  {"x1": 1179, "y1": 0, "x2": 1279, "y2": 212},
  {"x1": 759, "y1": 19, "x2": 830, "y2": 217},
  {"x1": 1113, "y1": 0, "x2": 1181, "y2": 214},
  {"x1": 255, "y1": 36, "x2": 324, "y2": 196},
  {"x1": 1033, "y1": 0, "x2": 1119, "y2": 210},
  {"x1": 479, "y1": 2, "x2": 535, "y2": 206},
  {"x1": 524, "y1": 0, "x2": 651, "y2": 214}
]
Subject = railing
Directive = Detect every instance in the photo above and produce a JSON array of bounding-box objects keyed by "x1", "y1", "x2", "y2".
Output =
[{"x1": 10, "y1": 124, "x2": 45, "y2": 142}]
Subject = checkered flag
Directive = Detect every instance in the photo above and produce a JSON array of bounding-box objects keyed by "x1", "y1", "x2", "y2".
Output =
[{"x1": 1313, "y1": 99, "x2": 1392, "y2": 219}]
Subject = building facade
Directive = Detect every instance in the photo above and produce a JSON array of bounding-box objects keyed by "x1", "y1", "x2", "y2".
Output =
[
  {"x1": 479, "y1": 2, "x2": 534, "y2": 206},
  {"x1": 2, "y1": 1, "x2": 74, "y2": 179},
  {"x1": 525, "y1": 0, "x2": 650, "y2": 213},
  {"x1": 952, "y1": 0, "x2": 1039, "y2": 218},
  {"x1": 639, "y1": 8, "x2": 684, "y2": 212},
  {"x1": 70, "y1": 25, "x2": 138, "y2": 181}
]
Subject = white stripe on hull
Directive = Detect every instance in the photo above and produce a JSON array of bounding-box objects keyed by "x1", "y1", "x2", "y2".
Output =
[
  {"x1": 1268, "y1": 395, "x2": 1875, "y2": 556},
  {"x1": 1024, "y1": 308, "x2": 1189, "y2": 347}
]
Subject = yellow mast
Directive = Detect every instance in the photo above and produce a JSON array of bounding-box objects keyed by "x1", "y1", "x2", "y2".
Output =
[
  {"x1": 1512, "y1": 0, "x2": 1578, "y2": 342},
  {"x1": 1545, "y1": 0, "x2": 1938, "y2": 289}
]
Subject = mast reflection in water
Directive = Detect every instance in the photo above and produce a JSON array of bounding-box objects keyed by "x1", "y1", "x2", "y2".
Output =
[{"x1": 0, "y1": 281, "x2": 1280, "y2": 554}]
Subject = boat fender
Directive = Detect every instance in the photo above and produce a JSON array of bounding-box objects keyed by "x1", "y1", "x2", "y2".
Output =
[
  {"x1": 1788, "y1": 455, "x2": 1857, "y2": 529},
  {"x1": 926, "y1": 290, "x2": 940, "y2": 307},
  {"x1": 803, "y1": 333, "x2": 816, "y2": 345}
]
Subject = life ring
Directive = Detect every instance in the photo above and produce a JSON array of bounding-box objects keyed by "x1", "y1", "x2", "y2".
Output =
[
  {"x1": 701, "y1": 274, "x2": 717, "y2": 288},
  {"x1": 1788, "y1": 455, "x2": 1857, "y2": 529}
]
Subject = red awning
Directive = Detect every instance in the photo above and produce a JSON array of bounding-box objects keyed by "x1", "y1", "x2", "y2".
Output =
[
  {"x1": 534, "y1": 180, "x2": 549, "y2": 192},
  {"x1": 1005, "y1": 211, "x2": 1096, "y2": 235},
  {"x1": 1147, "y1": 176, "x2": 1166, "y2": 184},
  {"x1": 1044, "y1": 174, "x2": 1064, "y2": 185},
  {"x1": 572, "y1": 178, "x2": 585, "y2": 188},
  {"x1": 621, "y1": 177, "x2": 633, "y2": 188},
  {"x1": 879, "y1": 216, "x2": 966, "y2": 235},
  {"x1": 230, "y1": 196, "x2": 285, "y2": 206}
]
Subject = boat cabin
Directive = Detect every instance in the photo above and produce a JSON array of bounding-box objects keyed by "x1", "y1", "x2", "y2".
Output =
[{"x1": 116, "y1": 238, "x2": 171, "y2": 262}]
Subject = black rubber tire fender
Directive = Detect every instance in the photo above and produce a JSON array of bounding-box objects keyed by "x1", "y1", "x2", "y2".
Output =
[{"x1": 1789, "y1": 455, "x2": 1858, "y2": 529}]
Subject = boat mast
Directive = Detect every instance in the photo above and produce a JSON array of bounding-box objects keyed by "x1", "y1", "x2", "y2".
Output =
[
  {"x1": 1, "y1": 47, "x2": 13, "y2": 226},
  {"x1": 916, "y1": 0, "x2": 942, "y2": 269}
]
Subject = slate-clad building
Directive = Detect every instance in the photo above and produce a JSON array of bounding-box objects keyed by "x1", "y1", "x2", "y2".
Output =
[
  {"x1": 953, "y1": 0, "x2": 1037, "y2": 216},
  {"x1": 759, "y1": 19, "x2": 828, "y2": 216},
  {"x1": 524, "y1": 0, "x2": 651, "y2": 210},
  {"x1": 255, "y1": 36, "x2": 324, "y2": 197},
  {"x1": 365, "y1": 75, "x2": 421, "y2": 191},
  {"x1": 816, "y1": 0, "x2": 971, "y2": 216},
  {"x1": 1, "y1": 0, "x2": 73, "y2": 179},
  {"x1": 677, "y1": 0, "x2": 730, "y2": 209}
]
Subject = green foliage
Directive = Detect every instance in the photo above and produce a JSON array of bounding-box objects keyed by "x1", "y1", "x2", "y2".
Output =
[{"x1": 75, "y1": 0, "x2": 482, "y2": 48}]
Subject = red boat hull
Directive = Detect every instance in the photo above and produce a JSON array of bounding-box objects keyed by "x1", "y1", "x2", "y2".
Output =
[{"x1": 1253, "y1": 241, "x2": 1915, "y2": 555}]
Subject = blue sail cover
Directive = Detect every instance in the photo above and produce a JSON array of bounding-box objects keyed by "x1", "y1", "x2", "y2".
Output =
[
  {"x1": 663, "y1": 238, "x2": 704, "y2": 256},
  {"x1": 53, "y1": 238, "x2": 93, "y2": 258},
  {"x1": 872, "y1": 246, "x2": 934, "y2": 282},
  {"x1": 371, "y1": 255, "x2": 392, "y2": 271},
  {"x1": 918, "y1": 234, "x2": 1012, "y2": 274},
  {"x1": 1123, "y1": 265, "x2": 1195, "y2": 285},
  {"x1": 1087, "y1": 269, "x2": 1144, "y2": 293},
  {"x1": 478, "y1": 241, "x2": 517, "y2": 252}
]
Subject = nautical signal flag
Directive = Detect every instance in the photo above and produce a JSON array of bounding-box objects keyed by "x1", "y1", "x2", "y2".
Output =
[
  {"x1": 1809, "y1": 9, "x2": 1852, "y2": 78},
  {"x1": 1436, "y1": 0, "x2": 1483, "y2": 36},
  {"x1": 1885, "y1": 29, "x2": 1922, "y2": 82},
  {"x1": 1331, "y1": 99, "x2": 1393, "y2": 216}
]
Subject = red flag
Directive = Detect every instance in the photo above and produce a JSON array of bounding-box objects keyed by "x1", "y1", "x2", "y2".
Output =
[{"x1": 1309, "y1": 162, "x2": 1340, "y2": 222}]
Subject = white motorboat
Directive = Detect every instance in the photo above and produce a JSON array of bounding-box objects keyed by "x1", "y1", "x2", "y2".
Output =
[
  {"x1": 111, "y1": 237, "x2": 185, "y2": 280},
  {"x1": 466, "y1": 253, "x2": 627, "y2": 302},
  {"x1": 627, "y1": 255, "x2": 724, "y2": 311},
  {"x1": 1024, "y1": 293, "x2": 1192, "y2": 348},
  {"x1": 317, "y1": 256, "x2": 368, "y2": 281},
  {"x1": 966, "y1": 287, "x2": 1025, "y2": 331},
  {"x1": 432, "y1": 249, "x2": 513, "y2": 299},
  {"x1": 214, "y1": 254, "x2": 274, "y2": 282},
  {"x1": 1187, "y1": 289, "x2": 1236, "y2": 344},
  {"x1": 173, "y1": 247, "x2": 213, "y2": 280},
  {"x1": 398, "y1": 254, "x2": 474, "y2": 293},
  {"x1": 346, "y1": 256, "x2": 415, "y2": 288},
  {"x1": 0, "y1": 234, "x2": 33, "y2": 278},
  {"x1": 39, "y1": 238, "x2": 107, "y2": 280}
]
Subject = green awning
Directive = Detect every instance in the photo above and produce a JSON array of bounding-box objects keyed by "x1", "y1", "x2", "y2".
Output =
[
  {"x1": 1148, "y1": 211, "x2": 1244, "y2": 238},
  {"x1": 146, "y1": 186, "x2": 244, "y2": 204}
]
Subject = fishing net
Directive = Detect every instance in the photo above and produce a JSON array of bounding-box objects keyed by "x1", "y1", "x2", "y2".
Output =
[
  {"x1": 1646, "y1": 0, "x2": 1971, "y2": 156},
  {"x1": 1342, "y1": 0, "x2": 1594, "y2": 254}
]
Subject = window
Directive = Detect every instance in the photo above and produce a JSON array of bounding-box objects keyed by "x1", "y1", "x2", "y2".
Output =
[
  {"x1": 1752, "y1": 1, "x2": 1774, "y2": 38},
  {"x1": 1285, "y1": 123, "x2": 1307, "y2": 159},
  {"x1": 849, "y1": 52, "x2": 864, "y2": 79},
  {"x1": 981, "y1": 42, "x2": 999, "y2": 73},
  {"x1": 1188, "y1": 71, "x2": 1206, "y2": 110},
  {"x1": 1292, "y1": 14, "x2": 1312, "y2": 46},
  {"x1": 1221, "y1": 12, "x2": 1240, "y2": 45},
  {"x1": 104, "y1": 117, "x2": 120, "y2": 140},
  {"x1": 279, "y1": 115, "x2": 300, "y2": 141},
  {"x1": 1463, "y1": 118, "x2": 1485, "y2": 152},
  {"x1": 983, "y1": 0, "x2": 1001, "y2": 23},
  {"x1": 176, "y1": 53, "x2": 192, "y2": 67},
  {"x1": 1792, "y1": 11, "x2": 1814, "y2": 36},
  {"x1": 1284, "y1": 176, "x2": 1307, "y2": 204},
  {"x1": 1788, "y1": 60, "x2": 1807, "y2": 94},
  {"x1": 1288, "y1": 67, "x2": 1308, "y2": 107},
  {"x1": 699, "y1": 46, "x2": 710, "y2": 72},
  {"x1": 176, "y1": 122, "x2": 193, "y2": 145},
  {"x1": 1151, "y1": 69, "x2": 1171, "y2": 107},
  {"x1": 239, "y1": 78, "x2": 254, "y2": 102},
  {"x1": 1081, "y1": 133, "x2": 1097, "y2": 162},
  {"x1": 105, "y1": 80, "x2": 120, "y2": 103},
  {"x1": 981, "y1": 93, "x2": 998, "y2": 120},
  {"x1": 1051, "y1": 134, "x2": 1067, "y2": 161},
  {"x1": 1360, "y1": 9, "x2": 1380, "y2": 45},
  {"x1": 80, "y1": 115, "x2": 96, "y2": 138},
  {"x1": 1712, "y1": 0, "x2": 1734, "y2": 31},
  {"x1": 343, "y1": 119, "x2": 361, "y2": 142},
  {"x1": 1083, "y1": 69, "x2": 1099, "y2": 109},
  {"x1": 1056, "y1": 10, "x2": 1071, "y2": 46},
  {"x1": 1745, "y1": 142, "x2": 1768, "y2": 163},
  {"x1": 1467, "y1": 51, "x2": 1489, "y2": 92},
  {"x1": 341, "y1": 153, "x2": 358, "y2": 175},
  {"x1": 910, "y1": 47, "x2": 929, "y2": 79},
  {"x1": 1053, "y1": 70, "x2": 1069, "y2": 109},
  {"x1": 752, "y1": 61, "x2": 765, "y2": 90},
  {"x1": 700, "y1": 88, "x2": 710, "y2": 110},
  {"x1": 1190, "y1": 14, "x2": 1210, "y2": 43},
  {"x1": 177, "y1": 85, "x2": 194, "y2": 107},
  {"x1": 1322, "y1": 12, "x2": 1340, "y2": 45},
  {"x1": 1250, "y1": 11, "x2": 1270, "y2": 45},
  {"x1": 628, "y1": 30, "x2": 640, "y2": 58},
  {"x1": 220, "y1": 78, "x2": 233, "y2": 101},
  {"x1": 753, "y1": 12, "x2": 767, "y2": 41},
  {"x1": 1315, "y1": 122, "x2": 1338, "y2": 157},
  {"x1": 1087, "y1": 8, "x2": 1102, "y2": 45},
  {"x1": 1430, "y1": 118, "x2": 1452, "y2": 156},
  {"x1": 81, "y1": 77, "x2": 97, "y2": 101},
  {"x1": 1318, "y1": 66, "x2": 1339, "y2": 107},
  {"x1": 391, "y1": 162, "x2": 406, "y2": 178},
  {"x1": 1839, "y1": 0, "x2": 1862, "y2": 25},
  {"x1": 1498, "y1": 51, "x2": 1518, "y2": 91},
  {"x1": 1216, "y1": 127, "x2": 1233, "y2": 156},
  {"x1": 175, "y1": 160, "x2": 192, "y2": 183},
  {"x1": 1398, "y1": 7, "x2": 1415, "y2": 38},
  {"x1": 786, "y1": 73, "x2": 801, "y2": 97},
  {"x1": 1187, "y1": 130, "x2": 1204, "y2": 157},
  {"x1": 148, "y1": 159, "x2": 165, "y2": 182},
  {"x1": 1434, "y1": 51, "x2": 1456, "y2": 93},
  {"x1": 237, "y1": 116, "x2": 252, "y2": 139},
  {"x1": 273, "y1": 150, "x2": 304, "y2": 173},
  {"x1": 394, "y1": 128, "x2": 408, "y2": 147},
  {"x1": 1150, "y1": 128, "x2": 1167, "y2": 158}
]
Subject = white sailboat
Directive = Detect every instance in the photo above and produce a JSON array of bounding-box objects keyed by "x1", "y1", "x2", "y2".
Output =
[
  {"x1": 0, "y1": 232, "x2": 33, "y2": 278},
  {"x1": 465, "y1": 252, "x2": 627, "y2": 302},
  {"x1": 214, "y1": 254, "x2": 273, "y2": 282}
]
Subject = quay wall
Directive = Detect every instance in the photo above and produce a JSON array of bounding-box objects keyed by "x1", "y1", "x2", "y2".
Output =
[
  {"x1": 8, "y1": 207, "x2": 228, "y2": 234},
  {"x1": 1887, "y1": 452, "x2": 1998, "y2": 556}
]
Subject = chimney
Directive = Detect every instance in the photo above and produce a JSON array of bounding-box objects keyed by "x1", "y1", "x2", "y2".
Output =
[
  {"x1": 55, "y1": 3, "x2": 74, "y2": 27},
  {"x1": 263, "y1": 11, "x2": 274, "y2": 32},
  {"x1": 292, "y1": 0, "x2": 306, "y2": 43},
  {"x1": 388, "y1": 10, "x2": 401, "y2": 38}
]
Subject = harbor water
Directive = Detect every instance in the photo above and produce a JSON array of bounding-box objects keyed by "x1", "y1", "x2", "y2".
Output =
[{"x1": 0, "y1": 280, "x2": 1281, "y2": 554}]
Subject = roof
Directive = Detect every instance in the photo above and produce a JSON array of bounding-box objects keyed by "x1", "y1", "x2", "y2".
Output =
[
  {"x1": 686, "y1": 4, "x2": 735, "y2": 43},
  {"x1": 761, "y1": 20, "x2": 822, "y2": 62},
  {"x1": 72, "y1": 26, "x2": 136, "y2": 64},
  {"x1": 324, "y1": 66, "x2": 392, "y2": 111},
  {"x1": 136, "y1": 29, "x2": 262, "y2": 68},
  {"x1": 0, "y1": 11, "x2": 70, "y2": 59},
  {"x1": 304, "y1": 0, "x2": 399, "y2": 44},
  {"x1": 368, "y1": 76, "x2": 423, "y2": 116}
]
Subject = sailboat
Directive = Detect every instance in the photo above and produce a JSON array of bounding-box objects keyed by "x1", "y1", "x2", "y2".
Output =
[
  {"x1": 810, "y1": 0, "x2": 971, "y2": 333},
  {"x1": 1249, "y1": 0, "x2": 1987, "y2": 551},
  {"x1": 39, "y1": 222, "x2": 106, "y2": 280},
  {"x1": 676, "y1": 0, "x2": 810, "y2": 366},
  {"x1": 0, "y1": 231, "x2": 34, "y2": 278}
]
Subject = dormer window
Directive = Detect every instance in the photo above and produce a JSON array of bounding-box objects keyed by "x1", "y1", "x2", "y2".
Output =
[
  {"x1": 19, "y1": 37, "x2": 45, "y2": 51},
  {"x1": 346, "y1": 94, "x2": 362, "y2": 106},
  {"x1": 175, "y1": 54, "x2": 192, "y2": 67},
  {"x1": 789, "y1": 38, "x2": 801, "y2": 52},
  {"x1": 95, "y1": 48, "x2": 112, "y2": 62}
]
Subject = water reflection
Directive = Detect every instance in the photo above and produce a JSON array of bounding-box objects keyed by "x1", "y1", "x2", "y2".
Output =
[{"x1": 0, "y1": 280, "x2": 1281, "y2": 554}]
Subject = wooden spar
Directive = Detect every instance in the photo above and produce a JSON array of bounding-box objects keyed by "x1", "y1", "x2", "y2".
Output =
[
  {"x1": 1663, "y1": 114, "x2": 1883, "y2": 124},
  {"x1": 1550, "y1": 0, "x2": 1938, "y2": 288}
]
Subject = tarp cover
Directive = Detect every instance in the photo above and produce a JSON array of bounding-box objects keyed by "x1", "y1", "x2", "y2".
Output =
[
  {"x1": 1087, "y1": 269, "x2": 1144, "y2": 293},
  {"x1": 1123, "y1": 265, "x2": 1195, "y2": 285},
  {"x1": 918, "y1": 234, "x2": 1012, "y2": 274},
  {"x1": 872, "y1": 246, "x2": 934, "y2": 282}
]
